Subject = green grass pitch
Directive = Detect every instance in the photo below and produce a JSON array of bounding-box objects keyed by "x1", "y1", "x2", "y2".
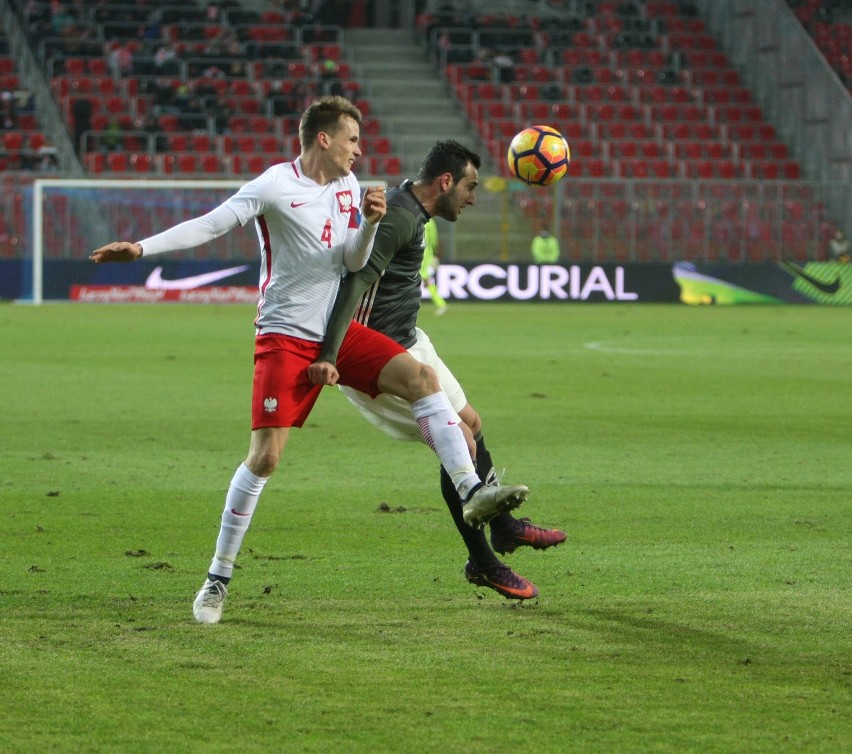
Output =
[{"x1": 1, "y1": 302, "x2": 849, "y2": 754}]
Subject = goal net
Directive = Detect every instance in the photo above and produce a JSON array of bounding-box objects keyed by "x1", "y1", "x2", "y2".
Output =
[{"x1": 31, "y1": 178, "x2": 253, "y2": 304}]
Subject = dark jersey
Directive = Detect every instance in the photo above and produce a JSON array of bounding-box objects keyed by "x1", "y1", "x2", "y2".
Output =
[{"x1": 319, "y1": 180, "x2": 430, "y2": 363}]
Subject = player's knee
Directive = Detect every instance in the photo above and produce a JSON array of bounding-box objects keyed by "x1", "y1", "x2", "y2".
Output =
[
  {"x1": 245, "y1": 446, "x2": 280, "y2": 477},
  {"x1": 379, "y1": 355, "x2": 440, "y2": 402},
  {"x1": 409, "y1": 362, "x2": 440, "y2": 399}
]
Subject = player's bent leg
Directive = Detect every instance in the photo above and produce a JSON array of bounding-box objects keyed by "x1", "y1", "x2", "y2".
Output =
[
  {"x1": 379, "y1": 354, "x2": 528, "y2": 521},
  {"x1": 375, "y1": 352, "x2": 440, "y2": 402}
]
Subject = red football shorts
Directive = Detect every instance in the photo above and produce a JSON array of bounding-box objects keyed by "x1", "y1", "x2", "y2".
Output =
[{"x1": 251, "y1": 321, "x2": 406, "y2": 429}]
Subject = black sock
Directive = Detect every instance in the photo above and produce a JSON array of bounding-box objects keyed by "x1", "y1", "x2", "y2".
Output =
[
  {"x1": 440, "y1": 465, "x2": 501, "y2": 570},
  {"x1": 474, "y1": 431, "x2": 515, "y2": 531},
  {"x1": 473, "y1": 431, "x2": 494, "y2": 484}
]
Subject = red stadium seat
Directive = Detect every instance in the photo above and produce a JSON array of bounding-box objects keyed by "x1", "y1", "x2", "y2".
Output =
[
  {"x1": 2, "y1": 132, "x2": 23, "y2": 150},
  {"x1": 381, "y1": 156, "x2": 402, "y2": 175},
  {"x1": 191, "y1": 134, "x2": 213, "y2": 152},
  {"x1": 258, "y1": 135, "x2": 279, "y2": 153},
  {"x1": 130, "y1": 153, "x2": 154, "y2": 172},
  {"x1": 167, "y1": 134, "x2": 189, "y2": 152},
  {"x1": 649, "y1": 160, "x2": 672, "y2": 178},
  {"x1": 83, "y1": 152, "x2": 105, "y2": 173},
  {"x1": 200, "y1": 154, "x2": 221, "y2": 173},
  {"x1": 781, "y1": 161, "x2": 801, "y2": 179},
  {"x1": 106, "y1": 152, "x2": 128, "y2": 172}
]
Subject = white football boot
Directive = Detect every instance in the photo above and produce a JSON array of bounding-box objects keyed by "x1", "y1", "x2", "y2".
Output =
[{"x1": 192, "y1": 578, "x2": 228, "y2": 624}]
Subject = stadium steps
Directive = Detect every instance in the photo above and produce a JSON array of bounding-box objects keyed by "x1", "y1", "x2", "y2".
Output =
[
  {"x1": 342, "y1": 28, "x2": 533, "y2": 258},
  {"x1": 342, "y1": 28, "x2": 480, "y2": 176}
]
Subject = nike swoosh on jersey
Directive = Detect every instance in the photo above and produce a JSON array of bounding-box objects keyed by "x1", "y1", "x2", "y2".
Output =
[
  {"x1": 781, "y1": 261, "x2": 841, "y2": 294},
  {"x1": 290, "y1": 201, "x2": 309, "y2": 208},
  {"x1": 145, "y1": 265, "x2": 250, "y2": 290}
]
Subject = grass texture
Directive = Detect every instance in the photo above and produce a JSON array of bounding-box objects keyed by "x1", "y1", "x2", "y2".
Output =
[{"x1": 0, "y1": 302, "x2": 849, "y2": 754}]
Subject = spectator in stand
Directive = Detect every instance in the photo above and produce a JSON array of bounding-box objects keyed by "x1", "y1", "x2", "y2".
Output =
[
  {"x1": 173, "y1": 83, "x2": 192, "y2": 111},
  {"x1": 319, "y1": 59, "x2": 345, "y2": 97},
  {"x1": 0, "y1": 90, "x2": 16, "y2": 129},
  {"x1": 828, "y1": 230, "x2": 850, "y2": 263},
  {"x1": 107, "y1": 41, "x2": 135, "y2": 78},
  {"x1": 491, "y1": 49, "x2": 515, "y2": 84},
  {"x1": 153, "y1": 42, "x2": 180, "y2": 76},
  {"x1": 178, "y1": 94, "x2": 207, "y2": 131},
  {"x1": 140, "y1": 114, "x2": 168, "y2": 152},
  {"x1": 101, "y1": 117, "x2": 124, "y2": 151},
  {"x1": 224, "y1": 40, "x2": 247, "y2": 77},
  {"x1": 35, "y1": 138, "x2": 59, "y2": 171},
  {"x1": 71, "y1": 96, "x2": 93, "y2": 154},
  {"x1": 151, "y1": 79, "x2": 178, "y2": 114},
  {"x1": 50, "y1": 4, "x2": 77, "y2": 36},
  {"x1": 210, "y1": 99, "x2": 232, "y2": 135},
  {"x1": 142, "y1": 9, "x2": 163, "y2": 42},
  {"x1": 540, "y1": 82, "x2": 561, "y2": 101},
  {"x1": 268, "y1": 80, "x2": 306, "y2": 117}
]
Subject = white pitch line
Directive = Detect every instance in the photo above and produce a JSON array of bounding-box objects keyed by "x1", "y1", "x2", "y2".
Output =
[{"x1": 584, "y1": 341, "x2": 686, "y2": 355}]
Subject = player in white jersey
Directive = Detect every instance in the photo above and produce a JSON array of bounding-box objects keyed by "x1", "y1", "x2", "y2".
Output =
[{"x1": 89, "y1": 95, "x2": 529, "y2": 624}]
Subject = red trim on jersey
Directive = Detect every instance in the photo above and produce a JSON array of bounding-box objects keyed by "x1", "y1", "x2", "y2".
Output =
[
  {"x1": 255, "y1": 214, "x2": 273, "y2": 329},
  {"x1": 290, "y1": 160, "x2": 300, "y2": 178}
]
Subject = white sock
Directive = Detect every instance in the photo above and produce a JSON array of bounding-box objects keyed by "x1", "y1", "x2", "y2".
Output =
[
  {"x1": 411, "y1": 392, "x2": 480, "y2": 500},
  {"x1": 209, "y1": 463, "x2": 267, "y2": 579}
]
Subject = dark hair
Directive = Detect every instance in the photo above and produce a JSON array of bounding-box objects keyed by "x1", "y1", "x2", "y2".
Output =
[
  {"x1": 299, "y1": 95, "x2": 362, "y2": 150},
  {"x1": 417, "y1": 140, "x2": 481, "y2": 183}
]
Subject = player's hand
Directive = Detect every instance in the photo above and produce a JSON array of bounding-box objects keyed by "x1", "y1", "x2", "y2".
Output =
[
  {"x1": 307, "y1": 361, "x2": 339, "y2": 386},
  {"x1": 361, "y1": 186, "x2": 386, "y2": 225},
  {"x1": 89, "y1": 242, "x2": 143, "y2": 263}
]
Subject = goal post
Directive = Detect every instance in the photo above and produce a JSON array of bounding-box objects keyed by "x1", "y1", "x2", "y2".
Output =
[
  {"x1": 31, "y1": 178, "x2": 246, "y2": 304},
  {"x1": 29, "y1": 177, "x2": 386, "y2": 304}
]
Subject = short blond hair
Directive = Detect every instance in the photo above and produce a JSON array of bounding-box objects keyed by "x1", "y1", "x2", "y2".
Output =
[{"x1": 299, "y1": 95, "x2": 362, "y2": 151}]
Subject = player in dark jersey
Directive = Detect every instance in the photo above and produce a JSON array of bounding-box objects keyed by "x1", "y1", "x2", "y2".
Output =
[{"x1": 308, "y1": 140, "x2": 566, "y2": 600}]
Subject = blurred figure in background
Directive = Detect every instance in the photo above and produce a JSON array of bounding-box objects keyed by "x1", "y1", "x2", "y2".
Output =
[
  {"x1": 421, "y1": 218, "x2": 448, "y2": 315},
  {"x1": 531, "y1": 225, "x2": 560, "y2": 263},
  {"x1": 828, "y1": 229, "x2": 849, "y2": 263}
]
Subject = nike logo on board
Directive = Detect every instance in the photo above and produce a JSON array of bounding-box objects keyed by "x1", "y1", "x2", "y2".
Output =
[
  {"x1": 145, "y1": 265, "x2": 250, "y2": 291},
  {"x1": 781, "y1": 261, "x2": 841, "y2": 294}
]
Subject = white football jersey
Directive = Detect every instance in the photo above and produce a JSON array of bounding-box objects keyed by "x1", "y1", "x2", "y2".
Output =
[{"x1": 224, "y1": 158, "x2": 361, "y2": 340}]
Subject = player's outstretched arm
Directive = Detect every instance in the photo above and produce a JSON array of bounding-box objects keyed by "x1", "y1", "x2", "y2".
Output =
[{"x1": 90, "y1": 242, "x2": 143, "y2": 264}]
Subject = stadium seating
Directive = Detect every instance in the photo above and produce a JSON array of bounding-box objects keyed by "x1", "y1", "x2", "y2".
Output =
[
  {"x1": 423, "y1": 0, "x2": 809, "y2": 186},
  {"x1": 13, "y1": 0, "x2": 382, "y2": 177},
  {"x1": 787, "y1": 0, "x2": 852, "y2": 92}
]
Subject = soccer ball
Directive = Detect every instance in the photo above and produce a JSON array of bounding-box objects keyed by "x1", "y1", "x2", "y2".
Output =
[{"x1": 507, "y1": 125, "x2": 570, "y2": 186}]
